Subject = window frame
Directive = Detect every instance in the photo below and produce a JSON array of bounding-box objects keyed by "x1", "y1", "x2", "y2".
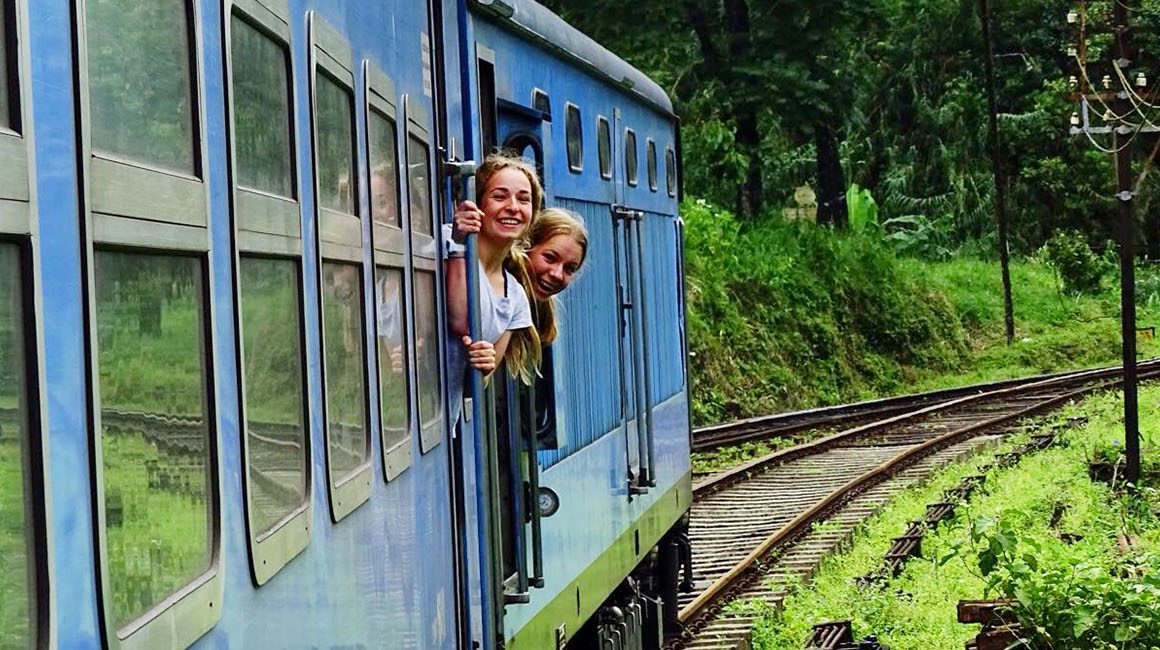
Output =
[
  {"x1": 564, "y1": 101, "x2": 582, "y2": 173},
  {"x1": 596, "y1": 115, "x2": 611, "y2": 181},
  {"x1": 0, "y1": 0, "x2": 30, "y2": 236},
  {"x1": 646, "y1": 137, "x2": 658, "y2": 192},
  {"x1": 73, "y1": 0, "x2": 224, "y2": 646},
  {"x1": 308, "y1": 11, "x2": 373, "y2": 523},
  {"x1": 224, "y1": 0, "x2": 312, "y2": 586},
  {"x1": 665, "y1": 145, "x2": 677, "y2": 198},
  {"x1": 364, "y1": 60, "x2": 413, "y2": 481},
  {"x1": 624, "y1": 127, "x2": 638, "y2": 187},
  {"x1": 531, "y1": 87, "x2": 551, "y2": 121},
  {"x1": 403, "y1": 96, "x2": 444, "y2": 454}
]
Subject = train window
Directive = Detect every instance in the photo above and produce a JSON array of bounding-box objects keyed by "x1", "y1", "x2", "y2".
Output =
[
  {"x1": 0, "y1": 244, "x2": 34, "y2": 647},
  {"x1": 94, "y1": 250, "x2": 214, "y2": 631},
  {"x1": 668, "y1": 146, "x2": 677, "y2": 197},
  {"x1": 565, "y1": 102, "x2": 582, "y2": 173},
  {"x1": 647, "y1": 138, "x2": 658, "y2": 192},
  {"x1": 320, "y1": 261, "x2": 370, "y2": 488},
  {"x1": 532, "y1": 88, "x2": 551, "y2": 120},
  {"x1": 238, "y1": 258, "x2": 307, "y2": 532},
  {"x1": 625, "y1": 128, "x2": 638, "y2": 187},
  {"x1": 369, "y1": 110, "x2": 401, "y2": 228},
  {"x1": 375, "y1": 267, "x2": 410, "y2": 474},
  {"x1": 231, "y1": 15, "x2": 294, "y2": 199},
  {"x1": 87, "y1": 0, "x2": 196, "y2": 174},
  {"x1": 407, "y1": 135, "x2": 433, "y2": 236},
  {"x1": 1, "y1": 2, "x2": 10, "y2": 130},
  {"x1": 315, "y1": 72, "x2": 356, "y2": 214},
  {"x1": 412, "y1": 270, "x2": 443, "y2": 444},
  {"x1": 597, "y1": 116, "x2": 611, "y2": 180}
]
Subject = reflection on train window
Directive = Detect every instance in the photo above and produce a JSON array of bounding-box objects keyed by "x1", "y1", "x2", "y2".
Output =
[
  {"x1": 369, "y1": 110, "x2": 401, "y2": 228},
  {"x1": 315, "y1": 72, "x2": 355, "y2": 214},
  {"x1": 565, "y1": 103, "x2": 582, "y2": 172},
  {"x1": 406, "y1": 135, "x2": 432, "y2": 236},
  {"x1": 532, "y1": 88, "x2": 550, "y2": 119},
  {"x1": 239, "y1": 256, "x2": 306, "y2": 535},
  {"x1": 647, "y1": 139, "x2": 658, "y2": 191},
  {"x1": 413, "y1": 270, "x2": 442, "y2": 428},
  {"x1": 666, "y1": 146, "x2": 676, "y2": 197},
  {"x1": 597, "y1": 116, "x2": 611, "y2": 180},
  {"x1": 625, "y1": 129, "x2": 638, "y2": 187},
  {"x1": 94, "y1": 250, "x2": 211, "y2": 629},
  {"x1": 231, "y1": 15, "x2": 294, "y2": 198},
  {"x1": 87, "y1": 0, "x2": 196, "y2": 173},
  {"x1": 375, "y1": 267, "x2": 410, "y2": 452},
  {"x1": 1, "y1": 3, "x2": 11, "y2": 130},
  {"x1": 0, "y1": 244, "x2": 32, "y2": 646},
  {"x1": 321, "y1": 261, "x2": 369, "y2": 484}
]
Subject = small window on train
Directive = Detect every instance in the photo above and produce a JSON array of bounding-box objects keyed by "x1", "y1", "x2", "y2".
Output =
[
  {"x1": 597, "y1": 116, "x2": 611, "y2": 180},
  {"x1": 413, "y1": 270, "x2": 443, "y2": 434},
  {"x1": 94, "y1": 250, "x2": 213, "y2": 630},
  {"x1": 375, "y1": 267, "x2": 411, "y2": 459},
  {"x1": 0, "y1": 244, "x2": 35, "y2": 646},
  {"x1": 238, "y1": 257, "x2": 307, "y2": 535},
  {"x1": 407, "y1": 135, "x2": 433, "y2": 236},
  {"x1": 87, "y1": 0, "x2": 197, "y2": 174},
  {"x1": 625, "y1": 129, "x2": 638, "y2": 187},
  {"x1": 565, "y1": 102, "x2": 582, "y2": 173},
  {"x1": 231, "y1": 15, "x2": 295, "y2": 199},
  {"x1": 369, "y1": 110, "x2": 401, "y2": 228},
  {"x1": 315, "y1": 71, "x2": 357, "y2": 214},
  {"x1": 1, "y1": 2, "x2": 13, "y2": 131},
  {"x1": 320, "y1": 261, "x2": 370, "y2": 486},
  {"x1": 532, "y1": 88, "x2": 551, "y2": 120},
  {"x1": 666, "y1": 146, "x2": 677, "y2": 197},
  {"x1": 647, "y1": 138, "x2": 658, "y2": 192}
]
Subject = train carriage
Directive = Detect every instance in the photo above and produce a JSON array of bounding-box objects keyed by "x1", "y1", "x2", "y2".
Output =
[{"x1": 0, "y1": 0, "x2": 690, "y2": 648}]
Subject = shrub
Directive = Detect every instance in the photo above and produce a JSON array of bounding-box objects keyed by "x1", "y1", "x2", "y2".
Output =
[{"x1": 1041, "y1": 230, "x2": 1109, "y2": 295}]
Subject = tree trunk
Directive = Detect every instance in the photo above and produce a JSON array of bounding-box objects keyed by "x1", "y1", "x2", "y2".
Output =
[
  {"x1": 815, "y1": 123, "x2": 848, "y2": 228},
  {"x1": 736, "y1": 111, "x2": 763, "y2": 219}
]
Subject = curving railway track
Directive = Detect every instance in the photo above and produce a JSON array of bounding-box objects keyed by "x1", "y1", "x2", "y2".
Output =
[{"x1": 671, "y1": 363, "x2": 1160, "y2": 650}]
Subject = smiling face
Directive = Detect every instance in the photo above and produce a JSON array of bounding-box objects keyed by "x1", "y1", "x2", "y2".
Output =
[
  {"x1": 479, "y1": 167, "x2": 534, "y2": 246},
  {"x1": 528, "y1": 233, "x2": 585, "y2": 299}
]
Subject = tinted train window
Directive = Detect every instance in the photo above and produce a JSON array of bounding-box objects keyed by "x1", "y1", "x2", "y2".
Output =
[
  {"x1": 413, "y1": 270, "x2": 442, "y2": 428},
  {"x1": 597, "y1": 116, "x2": 611, "y2": 180},
  {"x1": 320, "y1": 261, "x2": 369, "y2": 484},
  {"x1": 0, "y1": 244, "x2": 32, "y2": 646},
  {"x1": 239, "y1": 257, "x2": 306, "y2": 535},
  {"x1": 666, "y1": 146, "x2": 676, "y2": 197},
  {"x1": 87, "y1": 0, "x2": 196, "y2": 173},
  {"x1": 315, "y1": 72, "x2": 356, "y2": 214},
  {"x1": 565, "y1": 103, "x2": 582, "y2": 172},
  {"x1": 532, "y1": 89, "x2": 550, "y2": 119},
  {"x1": 625, "y1": 129, "x2": 638, "y2": 186},
  {"x1": 375, "y1": 267, "x2": 410, "y2": 453},
  {"x1": 369, "y1": 110, "x2": 401, "y2": 228},
  {"x1": 407, "y1": 135, "x2": 432, "y2": 235},
  {"x1": 647, "y1": 139, "x2": 658, "y2": 191},
  {"x1": 0, "y1": 3, "x2": 10, "y2": 130},
  {"x1": 94, "y1": 251, "x2": 212, "y2": 628},
  {"x1": 231, "y1": 15, "x2": 294, "y2": 198}
]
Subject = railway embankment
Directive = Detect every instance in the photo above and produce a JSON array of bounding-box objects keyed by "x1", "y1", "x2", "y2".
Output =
[
  {"x1": 685, "y1": 199, "x2": 1160, "y2": 427},
  {"x1": 749, "y1": 385, "x2": 1160, "y2": 650}
]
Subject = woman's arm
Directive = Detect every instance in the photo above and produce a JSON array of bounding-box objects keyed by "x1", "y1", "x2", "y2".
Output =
[{"x1": 445, "y1": 257, "x2": 469, "y2": 338}]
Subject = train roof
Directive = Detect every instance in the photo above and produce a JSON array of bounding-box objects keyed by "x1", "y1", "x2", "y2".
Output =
[{"x1": 469, "y1": 0, "x2": 676, "y2": 117}]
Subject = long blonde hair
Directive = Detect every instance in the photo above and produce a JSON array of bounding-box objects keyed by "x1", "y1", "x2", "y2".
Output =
[
  {"x1": 509, "y1": 208, "x2": 589, "y2": 346},
  {"x1": 474, "y1": 153, "x2": 545, "y2": 384}
]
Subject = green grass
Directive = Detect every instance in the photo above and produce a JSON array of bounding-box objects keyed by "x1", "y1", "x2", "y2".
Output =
[
  {"x1": 750, "y1": 387, "x2": 1160, "y2": 649},
  {"x1": 0, "y1": 441, "x2": 31, "y2": 648}
]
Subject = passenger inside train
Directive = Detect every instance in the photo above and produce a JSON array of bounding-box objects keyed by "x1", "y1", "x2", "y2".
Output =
[
  {"x1": 444, "y1": 154, "x2": 544, "y2": 425},
  {"x1": 511, "y1": 207, "x2": 589, "y2": 345}
]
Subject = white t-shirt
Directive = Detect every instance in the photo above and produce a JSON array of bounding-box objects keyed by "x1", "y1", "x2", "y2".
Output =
[{"x1": 443, "y1": 224, "x2": 533, "y2": 426}]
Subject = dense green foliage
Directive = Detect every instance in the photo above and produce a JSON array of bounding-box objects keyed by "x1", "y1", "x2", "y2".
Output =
[{"x1": 754, "y1": 389, "x2": 1160, "y2": 649}]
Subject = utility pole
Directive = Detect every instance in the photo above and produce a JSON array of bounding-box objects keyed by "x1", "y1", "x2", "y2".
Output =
[
  {"x1": 978, "y1": 0, "x2": 1015, "y2": 345},
  {"x1": 1113, "y1": 0, "x2": 1141, "y2": 484}
]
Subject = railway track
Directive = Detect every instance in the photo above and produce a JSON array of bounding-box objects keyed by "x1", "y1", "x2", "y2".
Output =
[
  {"x1": 690, "y1": 365, "x2": 1136, "y2": 452},
  {"x1": 671, "y1": 363, "x2": 1160, "y2": 650}
]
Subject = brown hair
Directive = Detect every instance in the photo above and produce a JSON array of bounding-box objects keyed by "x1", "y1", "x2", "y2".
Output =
[
  {"x1": 509, "y1": 208, "x2": 589, "y2": 345},
  {"x1": 474, "y1": 153, "x2": 546, "y2": 384}
]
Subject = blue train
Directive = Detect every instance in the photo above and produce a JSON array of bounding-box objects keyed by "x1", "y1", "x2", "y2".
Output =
[{"x1": 0, "y1": 0, "x2": 690, "y2": 647}]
